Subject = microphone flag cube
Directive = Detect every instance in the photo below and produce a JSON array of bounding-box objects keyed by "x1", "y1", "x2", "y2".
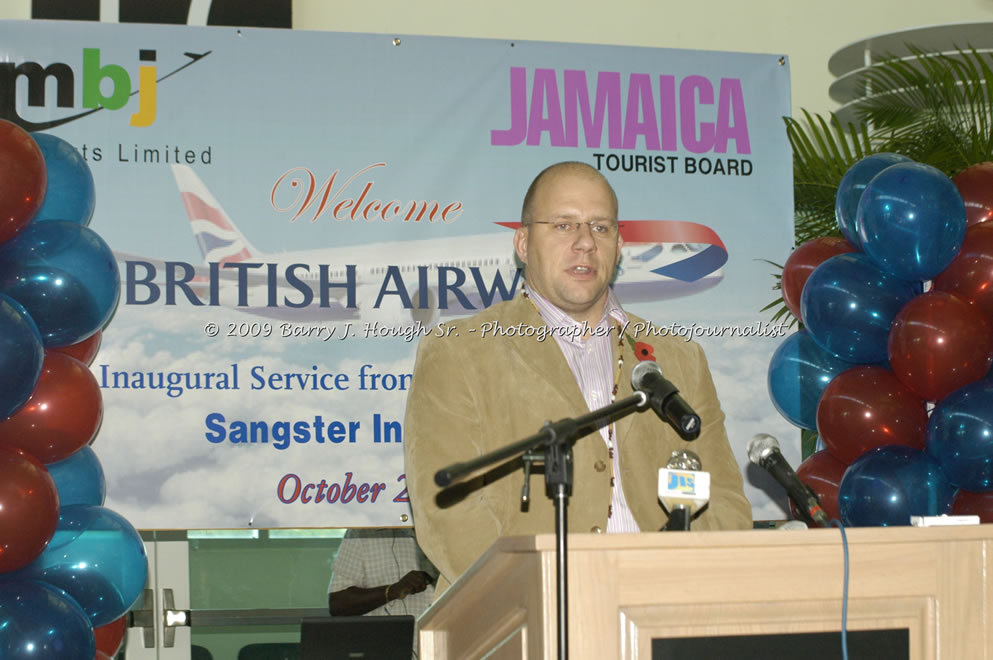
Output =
[{"x1": 658, "y1": 467, "x2": 711, "y2": 514}]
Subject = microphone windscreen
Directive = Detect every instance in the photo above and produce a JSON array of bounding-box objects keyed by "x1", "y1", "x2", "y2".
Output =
[
  {"x1": 630, "y1": 359, "x2": 662, "y2": 390},
  {"x1": 666, "y1": 449, "x2": 702, "y2": 471},
  {"x1": 747, "y1": 433, "x2": 779, "y2": 465}
]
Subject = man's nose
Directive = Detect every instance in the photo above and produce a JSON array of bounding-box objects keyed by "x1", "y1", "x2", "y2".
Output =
[{"x1": 572, "y1": 222, "x2": 597, "y2": 249}]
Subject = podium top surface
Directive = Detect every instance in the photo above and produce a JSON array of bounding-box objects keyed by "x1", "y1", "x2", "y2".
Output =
[{"x1": 493, "y1": 524, "x2": 993, "y2": 553}]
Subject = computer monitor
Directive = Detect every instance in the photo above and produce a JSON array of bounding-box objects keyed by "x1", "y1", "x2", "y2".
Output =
[{"x1": 299, "y1": 615, "x2": 415, "y2": 660}]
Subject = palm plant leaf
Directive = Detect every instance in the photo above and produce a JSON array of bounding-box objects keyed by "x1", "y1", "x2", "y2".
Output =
[
  {"x1": 856, "y1": 47, "x2": 993, "y2": 170},
  {"x1": 786, "y1": 110, "x2": 872, "y2": 244}
]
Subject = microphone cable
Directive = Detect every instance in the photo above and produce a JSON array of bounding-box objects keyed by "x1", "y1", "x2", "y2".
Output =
[{"x1": 832, "y1": 518, "x2": 850, "y2": 660}]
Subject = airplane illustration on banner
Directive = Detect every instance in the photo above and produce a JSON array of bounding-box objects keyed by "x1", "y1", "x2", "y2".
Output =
[{"x1": 113, "y1": 165, "x2": 726, "y2": 325}]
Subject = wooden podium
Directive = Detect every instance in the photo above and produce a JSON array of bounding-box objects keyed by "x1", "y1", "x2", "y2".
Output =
[{"x1": 417, "y1": 525, "x2": 993, "y2": 659}]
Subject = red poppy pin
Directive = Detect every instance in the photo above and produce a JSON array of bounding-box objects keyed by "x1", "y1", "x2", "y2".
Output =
[{"x1": 626, "y1": 333, "x2": 656, "y2": 361}]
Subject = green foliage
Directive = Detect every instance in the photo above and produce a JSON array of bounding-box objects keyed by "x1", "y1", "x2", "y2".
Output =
[
  {"x1": 786, "y1": 111, "x2": 871, "y2": 245},
  {"x1": 858, "y1": 47, "x2": 993, "y2": 168},
  {"x1": 801, "y1": 428, "x2": 820, "y2": 461}
]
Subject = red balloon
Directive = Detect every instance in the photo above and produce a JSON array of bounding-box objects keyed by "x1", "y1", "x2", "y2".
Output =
[
  {"x1": 781, "y1": 236, "x2": 857, "y2": 318},
  {"x1": 96, "y1": 652, "x2": 113, "y2": 660},
  {"x1": 953, "y1": 162, "x2": 993, "y2": 227},
  {"x1": 888, "y1": 292, "x2": 993, "y2": 401},
  {"x1": 52, "y1": 330, "x2": 102, "y2": 366},
  {"x1": 0, "y1": 119, "x2": 46, "y2": 245},
  {"x1": 0, "y1": 351, "x2": 103, "y2": 463},
  {"x1": 0, "y1": 446, "x2": 58, "y2": 572},
  {"x1": 934, "y1": 222, "x2": 993, "y2": 326},
  {"x1": 94, "y1": 614, "x2": 127, "y2": 656},
  {"x1": 794, "y1": 450, "x2": 847, "y2": 523},
  {"x1": 953, "y1": 490, "x2": 993, "y2": 522},
  {"x1": 816, "y1": 365, "x2": 928, "y2": 464}
]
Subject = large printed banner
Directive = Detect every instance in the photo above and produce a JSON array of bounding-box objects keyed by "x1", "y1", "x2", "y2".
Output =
[{"x1": 1, "y1": 20, "x2": 796, "y2": 528}]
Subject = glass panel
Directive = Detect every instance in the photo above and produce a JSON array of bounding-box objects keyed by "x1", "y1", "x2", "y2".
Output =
[
  {"x1": 132, "y1": 526, "x2": 419, "y2": 659},
  {"x1": 187, "y1": 528, "x2": 348, "y2": 658}
]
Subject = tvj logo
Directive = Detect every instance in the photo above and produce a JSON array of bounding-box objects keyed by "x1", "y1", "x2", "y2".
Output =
[
  {"x1": 489, "y1": 67, "x2": 751, "y2": 155},
  {"x1": 0, "y1": 48, "x2": 210, "y2": 131}
]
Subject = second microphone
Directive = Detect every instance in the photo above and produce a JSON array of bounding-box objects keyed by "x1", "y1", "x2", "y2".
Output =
[{"x1": 631, "y1": 361, "x2": 701, "y2": 441}]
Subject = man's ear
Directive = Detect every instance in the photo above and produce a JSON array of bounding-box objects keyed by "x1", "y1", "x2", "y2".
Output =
[{"x1": 513, "y1": 226, "x2": 528, "y2": 264}]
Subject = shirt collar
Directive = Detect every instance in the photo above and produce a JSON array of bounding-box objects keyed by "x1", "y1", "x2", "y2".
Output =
[{"x1": 524, "y1": 284, "x2": 628, "y2": 338}]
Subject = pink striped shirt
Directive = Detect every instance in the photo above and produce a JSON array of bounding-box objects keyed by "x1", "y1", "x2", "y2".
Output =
[{"x1": 525, "y1": 286, "x2": 641, "y2": 533}]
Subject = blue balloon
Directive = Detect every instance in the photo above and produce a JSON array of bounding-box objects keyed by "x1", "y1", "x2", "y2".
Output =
[
  {"x1": 31, "y1": 133, "x2": 95, "y2": 226},
  {"x1": 800, "y1": 252, "x2": 919, "y2": 363},
  {"x1": 835, "y1": 152, "x2": 913, "y2": 248},
  {"x1": 768, "y1": 330, "x2": 853, "y2": 430},
  {"x1": 46, "y1": 446, "x2": 106, "y2": 506},
  {"x1": 0, "y1": 221, "x2": 120, "y2": 347},
  {"x1": 16, "y1": 505, "x2": 147, "y2": 627},
  {"x1": 839, "y1": 445, "x2": 956, "y2": 526},
  {"x1": 927, "y1": 379, "x2": 993, "y2": 491},
  {"x1": 857, "y1": 162, "x2": 967, "y2": 280},
  {"x1": 0, "y1": 294, "x2": 44, "y2": 419},
  {"x1": 0, "y1": 579, "x2": 95, "y2": 659}
]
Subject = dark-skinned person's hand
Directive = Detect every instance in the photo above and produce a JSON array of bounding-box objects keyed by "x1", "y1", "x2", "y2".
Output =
[{"x1": 390, "y1": 570, "x2": 433, "y2": 599}]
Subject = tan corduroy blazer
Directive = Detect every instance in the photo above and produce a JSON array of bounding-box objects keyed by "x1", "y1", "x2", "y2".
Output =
[{"x1": 403, "y1": 295, "x2": 752, "y2": 594}]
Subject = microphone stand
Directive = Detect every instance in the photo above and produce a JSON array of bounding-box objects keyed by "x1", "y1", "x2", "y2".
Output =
[
  {"x1": 662, "y1": 507, "x2": 692, "y2": 531},
  {"x1": 434, "y1": 391, "x2": 648, "y2": 660}
]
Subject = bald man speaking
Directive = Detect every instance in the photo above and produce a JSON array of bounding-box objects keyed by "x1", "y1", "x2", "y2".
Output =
[{"x1": 403, "y1": 162, "x2": 752, "y2": 594}]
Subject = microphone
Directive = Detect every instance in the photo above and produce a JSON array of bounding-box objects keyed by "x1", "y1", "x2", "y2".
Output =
[
  {"x1": 779, "y1": 520, "x2": 810, "y2": 531},
  {"x1": 657, "y1": 450, "x2": 710, "y2": 531},
  {"x1": 747, "y1": 433, "x2": 830, "y2": 528},
  {"x1": 631, "y1": 361, "x2": 701, "y2": 441}
]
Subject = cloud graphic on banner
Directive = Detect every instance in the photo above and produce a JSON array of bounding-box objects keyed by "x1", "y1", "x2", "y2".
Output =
[{"x1": 696, "y1": 334, "x2": 801, "y2": 521}]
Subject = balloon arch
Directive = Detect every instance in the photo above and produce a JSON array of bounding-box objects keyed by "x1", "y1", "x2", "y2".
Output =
[
  {"x1": 0, "y1": 121, "x2": 144, "y2": 658},
  {"x1": 770, "y1": 154, "x2": 993, "y2": 526}
]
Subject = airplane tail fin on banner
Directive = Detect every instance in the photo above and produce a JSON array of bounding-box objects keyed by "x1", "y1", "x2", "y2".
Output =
[{"x1": 171, "y1": 164, "x2": 260, "y2": 264}]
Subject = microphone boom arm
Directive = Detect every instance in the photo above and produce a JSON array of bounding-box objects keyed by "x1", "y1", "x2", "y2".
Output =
[{"x1": 434, "y1": 391, "x2": 648, "y2": 488}]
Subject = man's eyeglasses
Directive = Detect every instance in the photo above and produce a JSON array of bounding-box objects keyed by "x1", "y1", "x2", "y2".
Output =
[{"x1": 526, "y1": 220, "x2": 621, "y2": 238}]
